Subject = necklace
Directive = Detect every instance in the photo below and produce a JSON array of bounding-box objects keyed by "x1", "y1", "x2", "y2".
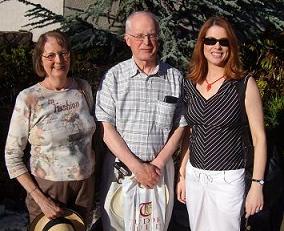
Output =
[{"x1": 205, "y1": 76, "x2": 224, "y2": 91}]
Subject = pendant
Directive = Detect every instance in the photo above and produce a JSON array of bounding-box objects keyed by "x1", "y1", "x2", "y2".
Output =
[{"x1": 206, "y1": 84, "x2": 212, "y2": 91}]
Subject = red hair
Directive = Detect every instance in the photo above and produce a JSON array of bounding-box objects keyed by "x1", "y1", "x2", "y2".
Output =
[{"x1": 187, "y1": 16, "x2": 243, "y2": 83}]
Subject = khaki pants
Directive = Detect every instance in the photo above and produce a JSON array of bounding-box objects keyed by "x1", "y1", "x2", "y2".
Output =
[{"x1": 26, "y1": 175, "x2": 94, "y2": 224}]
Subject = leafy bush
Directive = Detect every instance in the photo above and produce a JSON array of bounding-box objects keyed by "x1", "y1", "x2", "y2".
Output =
[
  {"x1": 265, "y1": 96, "x2": 284, "y2": 129},
  {"x1": 0, "y1": 45, "x2": 36, "y2": 105}
]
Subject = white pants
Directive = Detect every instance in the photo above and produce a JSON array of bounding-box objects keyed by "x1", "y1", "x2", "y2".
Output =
[{"x1": 186, "y1": 161, "x2": 245, "y2": 231}]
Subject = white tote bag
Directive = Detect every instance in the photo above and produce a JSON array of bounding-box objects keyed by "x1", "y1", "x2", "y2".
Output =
[
  {"x1": 104, "y1": 159, "x2": 174, "y2": 231},
  {"x1": 122, "y1": 176, "x2": 169, "y2": 231}
]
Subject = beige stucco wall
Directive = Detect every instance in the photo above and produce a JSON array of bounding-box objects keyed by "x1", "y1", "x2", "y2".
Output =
[
  {"x1": 0, "y1": 0, "x2": 63, "y2": 41},
  {"x1": 64, "y1": 0, "x2": 122, "y2": 32},
  {"x1": 64, "y1": 0, "x2": 90, "y2": 16}
]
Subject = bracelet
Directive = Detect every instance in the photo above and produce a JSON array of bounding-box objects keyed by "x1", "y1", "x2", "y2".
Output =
[{"x1": 28, "y1": 186, "x2": 38, "y2": 195}]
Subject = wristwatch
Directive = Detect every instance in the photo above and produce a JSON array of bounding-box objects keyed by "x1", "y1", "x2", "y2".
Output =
[{"x1": 252, "y1": 178, "x2": 265, "y2": 185}]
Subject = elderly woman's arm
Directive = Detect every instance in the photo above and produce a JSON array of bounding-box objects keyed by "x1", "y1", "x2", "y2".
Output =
[
  {"x1": 244, "y1": 77, "x2": 267, "y2": 218},
  {"x1": 5, "y1": 92, "x2": 63, "y2": 219},
  {"x1": 17, "y1": 173, "x2": 63, "y2": 219}
]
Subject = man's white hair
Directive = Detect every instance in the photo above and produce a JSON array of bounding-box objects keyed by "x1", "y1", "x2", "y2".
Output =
[{"x1": 125, "y1": 11, "x2": 160, "y2": 33}]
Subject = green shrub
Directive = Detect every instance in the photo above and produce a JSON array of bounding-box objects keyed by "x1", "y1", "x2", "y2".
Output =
[
  {"x1": 0, "y1": 45, "x2": 36, "y2": 105},
  {"x1": 265, "y1": 96, "x2": 284, "y2": 129}
]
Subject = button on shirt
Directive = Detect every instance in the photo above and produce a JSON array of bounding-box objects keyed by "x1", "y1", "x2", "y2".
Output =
[{"x1": 95, "y1": 58, "x2": 186, "y2": 161}]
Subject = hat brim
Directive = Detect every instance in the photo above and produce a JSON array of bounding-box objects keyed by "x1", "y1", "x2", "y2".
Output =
[
  {"x1": 29, "y1": 209, "x2": 86, "y2": 231},
  {"x1": 110, "y1": 185, "x2": 124, "y2": 220}
]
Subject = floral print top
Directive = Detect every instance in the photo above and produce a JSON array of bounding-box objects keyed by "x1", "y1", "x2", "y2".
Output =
[{"x1": 5, "y1": 78, "x2": 96, "y2": 181}]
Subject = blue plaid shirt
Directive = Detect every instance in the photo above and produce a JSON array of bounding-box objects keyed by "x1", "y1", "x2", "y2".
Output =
[{"x1": 95, "y1": 58, "x2": 186, "y2": 161}]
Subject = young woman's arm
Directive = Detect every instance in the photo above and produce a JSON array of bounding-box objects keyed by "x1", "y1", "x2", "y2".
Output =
[
  {"x1": 244, "y1": 77, "x2": 267, "y2": 218},
  {"x1": 176, "y1": 127, "x2": 191, "y2": 204}
]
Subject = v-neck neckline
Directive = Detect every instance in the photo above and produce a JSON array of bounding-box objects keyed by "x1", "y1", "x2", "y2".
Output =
[{"x1": 191, "y1": 79, "x2": 228, "y2": 102}]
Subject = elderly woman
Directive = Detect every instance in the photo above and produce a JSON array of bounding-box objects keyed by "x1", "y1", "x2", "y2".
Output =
[
  {"x1": 5, "y1": 30, "x2": 96, "y2": 224},
  {"x1": 177, "y1": 17, "x2": 267, "y2": 230}
]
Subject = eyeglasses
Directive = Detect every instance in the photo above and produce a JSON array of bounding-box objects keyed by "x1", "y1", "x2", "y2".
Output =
[
  {"x1": 203, "y1": 37, "x2": 230, "y2": 47},
  {"x1": 42, "y1": 51, "x2": 70, "y2": 61},
  {"x1": 127, "y1": 33, "x2": 159, "y2": 41}
]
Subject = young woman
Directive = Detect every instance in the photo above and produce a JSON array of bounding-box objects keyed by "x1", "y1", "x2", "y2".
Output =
[{"x1": 177, "y1": 17, "x2": 267, "y2": 230}]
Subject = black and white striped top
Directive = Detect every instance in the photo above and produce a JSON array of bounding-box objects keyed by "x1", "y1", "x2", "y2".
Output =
[{"x1": 183, "y1": 79, "x2": 244, "y2": 170}]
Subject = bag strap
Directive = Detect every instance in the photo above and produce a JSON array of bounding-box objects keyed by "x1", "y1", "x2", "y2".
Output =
[
  {"x1": 236, "y1": 73, "x2": 250, "y2": 125},
  {"x1": 77, "y1": 78, "x2": 92, "y2": 112},
  {"x1": 235, "y1": 73, "x2": 254, "y2": 170}
]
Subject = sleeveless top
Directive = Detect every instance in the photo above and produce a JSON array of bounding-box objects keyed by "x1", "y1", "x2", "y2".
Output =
[{"x1": 183, "y1": 79, "x2": 245, "y2": 170}]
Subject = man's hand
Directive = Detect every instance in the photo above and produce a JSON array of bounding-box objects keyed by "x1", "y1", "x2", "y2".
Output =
[
  {"x1": 151, "y1": 158, "x2": 165, "y2": 170},
  {"x1": 132, "y1": 162, "x2": 161, "y2": 188}
]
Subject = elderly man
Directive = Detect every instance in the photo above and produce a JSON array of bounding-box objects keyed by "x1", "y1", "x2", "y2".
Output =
[{"x1": 95, "y1": 11, "x2": 186, "y2": 230}]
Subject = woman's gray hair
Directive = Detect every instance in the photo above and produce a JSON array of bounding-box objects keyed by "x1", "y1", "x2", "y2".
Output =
[{"x1": 125, "y1": 11, "x2": 160, "y2": 33}]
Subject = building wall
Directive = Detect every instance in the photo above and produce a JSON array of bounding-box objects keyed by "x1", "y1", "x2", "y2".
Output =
[
  {"x1": 0, "y1": 0, "x2": 122, "y2": 42},
  {"x1": 64, "y1": 0, "x2": 122, "y2": 32},
  {"x1": 0, "y1": 0, "x2": 63, "y2": 41},
  {"x1": 64, "y1": 0, "x2": 90, "y2": 16}
]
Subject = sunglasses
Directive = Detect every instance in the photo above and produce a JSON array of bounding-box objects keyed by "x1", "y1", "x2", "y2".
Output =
[{"x1": 203, "y1": 37, "x2": 230, "y2": 47}]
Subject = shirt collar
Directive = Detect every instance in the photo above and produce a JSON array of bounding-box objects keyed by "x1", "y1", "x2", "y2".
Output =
[
  {"x1": 129, "y1": 57, "x2": 167, "y2": 79},
  {"x1": 129, "y1": 57, "x2": 139, "y2": 78}
]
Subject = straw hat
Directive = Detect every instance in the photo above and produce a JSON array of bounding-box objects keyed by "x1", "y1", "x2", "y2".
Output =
[
  {"x1": 108, "y1": 183, "x2": 169, "y2": 221},
  {"x1": 29, "y1": 209, "x2": 86, "y2": 231},
  {"x1": 109, "y1": 185, "x2": 124, "y2": 220}
]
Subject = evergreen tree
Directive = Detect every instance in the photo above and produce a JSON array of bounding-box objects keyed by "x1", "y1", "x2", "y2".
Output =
[{"x1": 2, "y1": 0, "x2": 284, "y2": 71}]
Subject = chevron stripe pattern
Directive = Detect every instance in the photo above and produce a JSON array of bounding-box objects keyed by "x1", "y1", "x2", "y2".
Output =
[{"x1": 183, "y1": 79, "x2": 244, "y2": 170}]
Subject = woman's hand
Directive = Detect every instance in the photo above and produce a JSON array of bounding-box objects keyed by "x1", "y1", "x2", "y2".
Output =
[
  {"x1": 245, "y1": 183, "x2": 264, "y2": 218},
  {"x1": 32, "y1": 189, "x2": 64, "y2": 219},
  {"x1": 16, "y1": 173, "x2": 64, "y2": 219},
  {"x1": 176, "y1": 175, "x2": 186, "y2": 204}
]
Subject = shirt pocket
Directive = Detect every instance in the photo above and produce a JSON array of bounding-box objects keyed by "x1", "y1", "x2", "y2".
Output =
[{"x1": 155, "y1": 100, "x2": 177, "y2": 130}]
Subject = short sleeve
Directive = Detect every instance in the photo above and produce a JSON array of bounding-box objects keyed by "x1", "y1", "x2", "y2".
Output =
[{"x1": 95, "y1": 70, "x2": 117, "y2": 126}]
